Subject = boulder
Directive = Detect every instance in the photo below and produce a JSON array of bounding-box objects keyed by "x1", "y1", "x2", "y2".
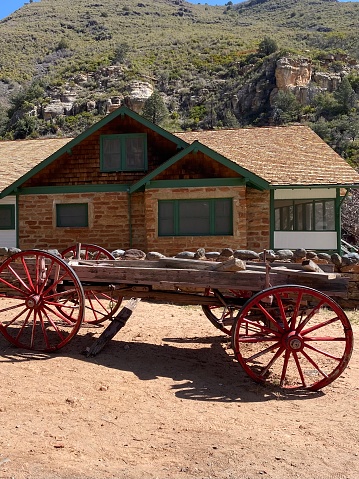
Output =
[
  {"x1": 194, "y1": 248, "x2": 206, "y2": 260},
  {"x1": 111, "y1": 249, "x2": 125, "y2": 259},
  {"x1": 331, "y1": 253, "x2": 342, "y2": 268},
  {"x1": 146, "y1": 251, "x2": 166, "y2": 260},
  {"x1": 205, "y1": 251, "x2": 221, "y2": 260},
  {"x1": 233, "y1": 249, "x2": 260, "y2": 260},
  {"x1": 342, "y1": 253, "x2": 359, "y2": 266},
  {"x1": 275, "y1": 249, "x2": 294, "y2": 261},
  {"x1": 175, "y1": 251, "x2": 195, "y2": 259},
  {"x1": 123, "y1": 248, "x2": 146, "y2": 260}
]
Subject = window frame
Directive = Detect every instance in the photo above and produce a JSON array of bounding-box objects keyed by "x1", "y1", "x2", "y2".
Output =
[
  {"x1": 158, "y1": 198, "x2": 233, "y2": 237},
  {"x1": 274, "y1": 198, "x2": 336, "y2": 232},
  {"x1": 100, "y1": 133, "x2": 147, "y2": 172},
  {"x1": 0, "y1": 204, "x2": 15, "y2": 230},
  {"x1": 56, "y1": 203, "x2": 89, "y2": 228}
]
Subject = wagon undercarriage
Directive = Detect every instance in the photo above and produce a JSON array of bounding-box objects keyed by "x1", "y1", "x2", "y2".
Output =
[{"x1": 0, "y1": 246, "x2": 354, "y2": 391}]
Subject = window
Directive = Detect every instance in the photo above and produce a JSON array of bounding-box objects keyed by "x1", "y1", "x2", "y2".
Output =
[
  {"x1": 0, "y1": 205, "x2": 15, "y2": 230},
  {"x1": 274, "y1": 199, "x2": 335, "y2": 231},
  {"x1": 158, "y1": 198, "x2": 233, "y2": 236},
  {"x1": 100, "y1": 134, "x2": 147, "y2": 171},
  {"x1": 56, "y1": 203, "x2": 88, "y2": 228}
]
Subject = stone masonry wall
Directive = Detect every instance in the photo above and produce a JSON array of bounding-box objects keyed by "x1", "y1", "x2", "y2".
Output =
[
  {"x1": 143, "y1": 185, "x2": 247, "y2": 256},
  {"x1": 18, "y1": 192, "x2": 130, "y2": 251},
  {"x1": 130, "y1": 191, "x2": 147, "y2": 251},
  {"x1": 246, "y1": 189, "x2": 270, "y2": 251}
]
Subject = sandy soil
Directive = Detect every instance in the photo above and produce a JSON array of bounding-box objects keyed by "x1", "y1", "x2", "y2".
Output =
[{"x1": 0, "y1": 300, "x2": 358, "y2": 479}]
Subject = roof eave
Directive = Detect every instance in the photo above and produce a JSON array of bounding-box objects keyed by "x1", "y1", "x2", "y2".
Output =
[{"x1": 0, "y1": 106, "x2": 189, "y2": 199}]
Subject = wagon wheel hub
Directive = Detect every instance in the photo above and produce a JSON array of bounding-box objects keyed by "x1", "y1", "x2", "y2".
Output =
[
  {"x1": 284, "y1": 331, "x2": 304, "y2": 352},
  {"x1": 25, "y1": 295, "x2": 42, "y2": 309}
]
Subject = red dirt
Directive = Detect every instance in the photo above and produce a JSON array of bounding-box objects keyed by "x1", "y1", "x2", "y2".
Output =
[{"x1": 0, "y1": 300, "x2": 358, "y2": 479}]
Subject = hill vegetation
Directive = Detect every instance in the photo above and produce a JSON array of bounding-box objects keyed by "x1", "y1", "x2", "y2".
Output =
[{"x1": 0, "y1": 0, "x2": 359, "y2": 167}]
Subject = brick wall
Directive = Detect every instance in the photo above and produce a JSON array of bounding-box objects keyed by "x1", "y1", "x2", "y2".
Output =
[{"x1": 18, "y1": 192, "x2": 130, "y2": 251}]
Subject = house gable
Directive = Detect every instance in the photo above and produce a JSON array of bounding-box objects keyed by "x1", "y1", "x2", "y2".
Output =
[
  {"x1": 130, "y1": 141, "x2": 268, "y2": 193},
  {"x1": 1, "y1": 106, "x2": 189, "y2": 196}
]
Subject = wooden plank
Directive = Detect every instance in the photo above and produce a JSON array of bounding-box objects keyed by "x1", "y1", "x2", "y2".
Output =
[
  {"x1": 247, "y1": 261, "x2": 335, "y2": 273},
  {"x1": 301, "y1": 259, "x2": 325, "y2": 273},
  {"x1": 68, "y1": 264, "x2": 347, "y2": 296},
  {"x1": 69, "y1": 264, "x2": 267, "y2": 290},
  {"x1": 85, "y1": 298, "x2": 140, "y2": 357}
]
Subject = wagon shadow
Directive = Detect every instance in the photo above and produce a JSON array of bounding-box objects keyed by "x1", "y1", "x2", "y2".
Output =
[{"x1": 0, "y1": 330, "x2": 324, "y2": 403}]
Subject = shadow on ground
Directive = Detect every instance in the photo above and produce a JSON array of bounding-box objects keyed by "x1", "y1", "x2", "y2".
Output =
[{"x1": 0, "y1": 326, "x2": 323, "y2": 404}]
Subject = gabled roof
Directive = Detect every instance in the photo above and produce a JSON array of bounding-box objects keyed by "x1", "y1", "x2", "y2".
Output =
[
  {"x1": 130, "y1": 140, "x2": 269, "y2": 193},
  {"x1": 0, "y1": 106, "x2": 188, "y2": 198},
  {"x1": 0, "y1": 137, "x2": 72, "y2": 193},
  {"x1": 176, "y1": 125, "x2": 359, "y2": 187}
]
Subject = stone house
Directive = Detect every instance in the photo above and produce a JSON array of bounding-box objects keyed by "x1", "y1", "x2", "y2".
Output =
[{"x1": 1, "y1": 105, "x2": 359, "y2": 255}]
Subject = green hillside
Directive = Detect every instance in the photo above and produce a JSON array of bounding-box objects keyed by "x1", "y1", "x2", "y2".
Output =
[{"x1": 0, "y1": 0, "x2": 359, "y2": 166}]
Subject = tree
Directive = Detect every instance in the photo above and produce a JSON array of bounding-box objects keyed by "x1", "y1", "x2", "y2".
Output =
[
  {"x1": 334, "y1": 77, "x2": 357, "y2": 114},
  {"x1": 258, "y1": 36, "x2": 278, "y2": 57},
  {"x1": 142, "y1": 91, "x2": 169, "y2": 126},
  {"x1": 271, "y1": 90, "x2": 300, "y2": 124},
  {"x1": 342, "y1": 188, "x2": 359, "y2": 246},
  {"x1": 114, "y1": 43, "x2": 130, "y2": 64}
]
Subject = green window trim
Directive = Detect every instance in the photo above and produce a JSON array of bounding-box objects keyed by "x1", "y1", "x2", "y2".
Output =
[
  {"x1": 0, "y1": 204, "x2": 15, "y2": 230},
  {"x1": 100, "y1": 133, "x2": 147, "y2": 172},
  {"x1": 158, "y1": 198, "x2": 233, "y2": 237},
  {"x1": 274, "y1": 198, "x2": 336, "y2": 232},
  {"x1": 56, "y1": 203, "x2": 89, "y2": 228}
]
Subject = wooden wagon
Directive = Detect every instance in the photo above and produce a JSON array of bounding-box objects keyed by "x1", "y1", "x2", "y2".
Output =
[{"x1": 0, "y1": 244, "x2": 354, "y2": 391}]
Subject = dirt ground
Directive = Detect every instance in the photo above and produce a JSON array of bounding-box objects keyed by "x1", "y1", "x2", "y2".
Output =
[{"x1": 0, "y1": 300, "x2": 358, "y2": 479}]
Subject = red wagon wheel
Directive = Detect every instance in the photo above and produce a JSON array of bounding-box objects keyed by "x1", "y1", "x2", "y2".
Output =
[
  {"x1": 0, "y1": 250, "x2": 84, "y2": 352},
  {"x1": 231, "y1": 285, "x2": 353, "y2": 390},
  {"x1": 61, "y1": 244, "x2": 123, "y2": 324},
  {"x1": 202, "y1": 288, "x2": 252, "y2": 336}
]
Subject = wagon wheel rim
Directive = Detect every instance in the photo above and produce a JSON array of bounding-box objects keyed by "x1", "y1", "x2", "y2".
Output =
[
  {"x1": 61, "y1": 244, "x2": 123, "y2": 324},
  {"x1": 61, "y1": 243, "x2": 116, "y2": 261},
  {"x1": 202, "y1": 288, "x2": 252, "y2": 336},
  {"x1": 0, "y1": 250, "x2": 85, "y2": 352},
  {"x1": 231, "y1": 285, "x2": 353, "y2": 390}
]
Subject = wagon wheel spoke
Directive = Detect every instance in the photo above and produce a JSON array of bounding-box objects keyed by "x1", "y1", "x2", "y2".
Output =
[
  {"x1": 232, "y1": 285, "x2": 353, "y2": 390},
  {"x1": 0, "y1": 250, "x2": 84, "y2": 352},
  {"x1": 60, "y1": 244, "x2": 122, "y2": 324},
  {"x1": 202, "y1": 288, "x2": 249, "y2": 335}
]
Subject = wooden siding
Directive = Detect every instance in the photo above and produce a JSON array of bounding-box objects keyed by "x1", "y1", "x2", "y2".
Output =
[
  {"x1": 154, "y1": 152, "x2": 242, "y2": 181},
  {"x1": 21, "y1": 116, "x2": 181, "y2": 188}
]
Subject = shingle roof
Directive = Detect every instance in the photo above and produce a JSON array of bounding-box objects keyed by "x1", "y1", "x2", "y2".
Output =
[
  {"x1": 1, "y1": 125, "x2": 359, "y2": 195},
  {"x1": 0, "y1": 138, "x2": 72, "y2": 192},
  {"x1": 176, "y1": 125, "x2": 359, "y2": 186}
]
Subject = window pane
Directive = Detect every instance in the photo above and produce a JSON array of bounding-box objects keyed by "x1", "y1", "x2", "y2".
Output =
[
  {"x1": 125, "y1": 137, "x2": 145, "y2": 170},
  {"x1": 315, "y1": 200, "x2": 335, "y2": 230},
  {"x1": 179, "y1": 201, "x2": 210, "y2": 235},
  {"x1": 215, "y1": 198, "x2": 232, "y2": 234},
  {"x1": 325, "y1": 201, "x2": 335, "y2": 230},
  {"x1": 0, "y1": 205, "x2": 14, "y2": 230},
  {"x1": 305, "y1": 202, "x2": 313, "y2": 230},
  {"x1": 294, "y1": 200, "x2": 313, "y2": 231},
  {"x1": 282, "y1": 205, "x2": 293, "y2": 230},
  {"x1": 274, "y1": 200, "x2": 293, "y2": 231},
  {"x1": 102, "y1": 137, "x2": 121, "y2": 171},
  {"x1": 158, "y1": 202, "x2": 174, "y2": 235},
  {"x1": 57, "y1": 204, "x2": 88, "y2": 227}
]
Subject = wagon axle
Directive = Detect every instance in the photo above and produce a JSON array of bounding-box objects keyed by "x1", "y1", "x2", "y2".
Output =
[{"x1": 0, "y1": 247, "x2": 354, "y2": 391}]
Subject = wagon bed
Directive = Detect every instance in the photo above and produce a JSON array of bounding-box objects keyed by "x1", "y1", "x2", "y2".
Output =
[{"x1": 0, "y1": 247, "x2": 354, "y2": 391}]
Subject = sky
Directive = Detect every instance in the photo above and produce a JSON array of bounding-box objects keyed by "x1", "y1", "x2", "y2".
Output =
[{"x1": 0, "y1": 0, "x2": 357, "y2": 21}]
